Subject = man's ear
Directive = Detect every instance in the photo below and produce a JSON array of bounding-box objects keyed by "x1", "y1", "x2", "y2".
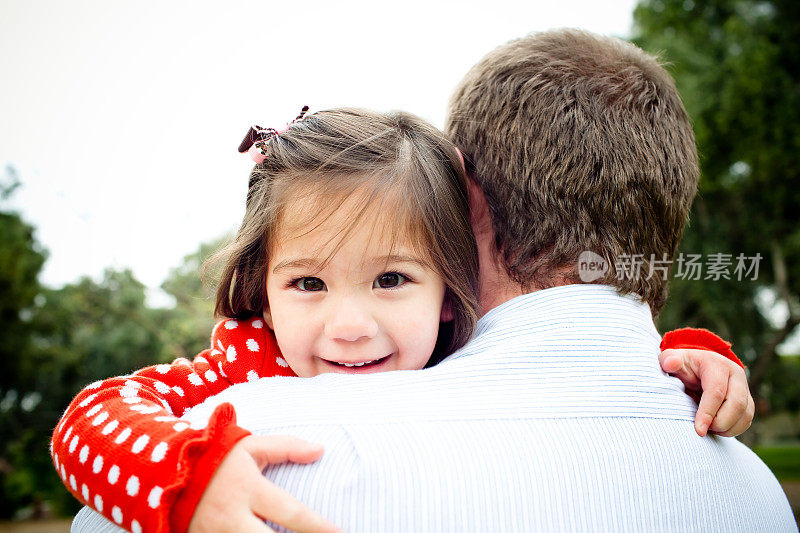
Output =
[
  {"x1": 465, "y1": 176, "x2": 493, "y2": 238},
  {"x1": 263, "y1": 306, "x2": 275, "y2": 330},
  {"x1": 440, "y1": 298, "x2": 455, "y2": 323}
]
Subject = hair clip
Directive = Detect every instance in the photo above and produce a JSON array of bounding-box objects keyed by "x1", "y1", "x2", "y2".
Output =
[{"x1": 238, "y1": 106, "x2": 310, "y2": 164}]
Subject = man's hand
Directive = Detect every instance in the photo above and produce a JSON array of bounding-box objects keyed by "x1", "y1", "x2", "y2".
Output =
[
  {"x1": 188, "y1": 435, "x2": 342, "y2": 533},
  {"x1": 660, "y1": 349, "x2": 755, "y2": 438}
]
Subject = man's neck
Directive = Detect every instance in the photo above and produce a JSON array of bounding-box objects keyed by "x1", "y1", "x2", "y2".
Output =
[
  {"x1": 476, "y1": 259, "x2": 577, "y2": 317},
  {"x1": 466, "y1": 175, "x2": 574, "y2": 316}
]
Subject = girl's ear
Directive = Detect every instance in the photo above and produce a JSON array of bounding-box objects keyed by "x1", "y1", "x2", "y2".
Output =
[
  {"x1": 263, "y1": 307, "x2": 275, "y2": 330},
  {"x1": 440, "y1": 298, "x2": 455, "y2": 323}
]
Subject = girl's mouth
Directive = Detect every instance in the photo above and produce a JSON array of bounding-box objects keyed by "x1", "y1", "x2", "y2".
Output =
[{"x1": 323, "y1": 354, "x2": 392, "y2": 372}]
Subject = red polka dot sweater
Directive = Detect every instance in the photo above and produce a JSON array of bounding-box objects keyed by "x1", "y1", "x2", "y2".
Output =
[{"x1": 51, "y1": 318, "x2": 743, "y2": 533}]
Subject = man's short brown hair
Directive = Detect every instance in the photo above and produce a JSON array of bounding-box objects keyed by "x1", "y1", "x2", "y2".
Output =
[{"x1": 445, "y1": 29, "x2": 699, "y2": 314}]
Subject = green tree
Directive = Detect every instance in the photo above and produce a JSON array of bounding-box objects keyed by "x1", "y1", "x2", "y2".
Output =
[
  {"x1": 158, "y1": 236, "x2": 230, "y2": 359},
  {"x1": 0, "y1": 165, "x2": 51, "y2": 518},
  {"x1": 5, "y1": 268, "x2": 174, "y2": 518},
  {"x1": 0, "y1": 163, "x2": 230, "y2": 517},
  {"x1": 633, "y1": 0, "x2": 800, "y2": 424}
]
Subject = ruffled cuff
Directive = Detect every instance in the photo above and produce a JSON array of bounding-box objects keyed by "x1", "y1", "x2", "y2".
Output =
[
  {"x1": 661, "y1": 327, "x2": 745, "y2": 369},
  {"x1": 168, "y1": 403, "x2": 251, "y2": 533}
]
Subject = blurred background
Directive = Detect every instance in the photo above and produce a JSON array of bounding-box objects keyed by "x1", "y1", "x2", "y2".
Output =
[{"x1": 1, "y1": 0, "x2": 798, "y2": 528}]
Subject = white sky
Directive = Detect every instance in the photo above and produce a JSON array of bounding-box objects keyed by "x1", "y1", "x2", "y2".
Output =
[{"x1": 0, "y1": 0, "x2": 637, "y2": 301}]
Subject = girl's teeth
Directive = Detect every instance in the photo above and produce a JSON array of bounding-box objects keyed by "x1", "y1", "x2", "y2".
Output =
[{"x1": 342, "y1": 360, "x2": 376, "y2": 367}]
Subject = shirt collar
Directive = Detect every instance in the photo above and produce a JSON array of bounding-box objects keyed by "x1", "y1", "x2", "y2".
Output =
[{"x1": 466, "y1": 284, "x2": 658, "y2": 351}]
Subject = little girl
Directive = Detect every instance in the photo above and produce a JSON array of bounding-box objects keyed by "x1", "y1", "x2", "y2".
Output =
[{"x1": 51, "y1": 108, "x2": 744, "y2": 533}]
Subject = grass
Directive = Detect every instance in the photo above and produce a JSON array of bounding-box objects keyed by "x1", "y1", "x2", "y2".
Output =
[{"x1": 753, "y1": 445, "x2": 800, "y2": 481}]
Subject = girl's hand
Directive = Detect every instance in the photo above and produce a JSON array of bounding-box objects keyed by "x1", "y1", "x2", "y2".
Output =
[
  {"x1": 188, "y1": 435, "x2": 342, "y2": 533},
  {"x1": 659, "y1": 348, "x2": 755, "y2": 438}
]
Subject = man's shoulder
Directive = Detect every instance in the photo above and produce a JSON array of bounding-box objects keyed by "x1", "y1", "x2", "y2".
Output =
[{"x1": 257, "y1": 417, "x2": 796, "y2": 532}]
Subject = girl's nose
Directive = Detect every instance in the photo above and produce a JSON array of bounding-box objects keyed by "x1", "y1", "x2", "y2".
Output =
[{"x1": 324, "y1": 299, "x2": 379, "y2": 342}]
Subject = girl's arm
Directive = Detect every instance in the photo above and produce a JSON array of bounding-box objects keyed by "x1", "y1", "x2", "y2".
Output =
[{"x1": 51, "y1": 317, "x2": 296, "y2": 533}]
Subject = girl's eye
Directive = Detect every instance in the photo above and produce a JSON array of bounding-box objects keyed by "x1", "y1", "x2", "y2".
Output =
[
  {"x1": 374, "y1": 272, "x2": 407, "y2": 289},
  {"x1": 293, "y1": 277, "x2": 325, "y2": 291}
]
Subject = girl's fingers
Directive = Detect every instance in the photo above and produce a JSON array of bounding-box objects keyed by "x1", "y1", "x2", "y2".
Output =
[
  {"x1": 711, "y1": 385, "x2": 755, "y2": 437},
  {"x1": 243, "y1": 435, "x2": 325, "y2": 468},
  {"x1": 251, "y1": 477, "x2": 342, "y2": 533},
  {"x1": 691, "y1": 355, "x2": 729, "y2": 437},
  {"x1": 659, "y1": 349, "x2": 701, "y2": 389},
  {"x1": 659, "y1": 349, "x2": 688, "y2": 376},
  {"x1": 240, "y1": 513, "x2": 277, "y2": 533}
]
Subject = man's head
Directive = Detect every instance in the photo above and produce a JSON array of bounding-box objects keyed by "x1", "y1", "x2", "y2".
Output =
[{"x1": 445, "y1": 29, "x2": 699, "y2": 315}]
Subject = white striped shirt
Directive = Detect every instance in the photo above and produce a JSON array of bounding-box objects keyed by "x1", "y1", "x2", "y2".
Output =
[{"x1": 73, "y1": 285, "x2": 797, "y2": 532}]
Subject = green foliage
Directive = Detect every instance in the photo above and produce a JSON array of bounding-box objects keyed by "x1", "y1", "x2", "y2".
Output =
[
  {"x1": 753, "y1": 446, "x2": 800, "y2": 481},
  {"x1": 634, "y1": 0, "x2": 800, "y2": 417},
  {"x1": 158, "y1": 236, "x2": 230, "y2": 358},
  {"x1": 0, "y1": 166, "x2": 53, "y2": 518},
  {"x1": 0, "y1": 167, "x2": 230, "y2": 517}
]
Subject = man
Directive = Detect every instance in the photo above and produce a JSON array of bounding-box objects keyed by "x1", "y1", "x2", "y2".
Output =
[{"x1": 75, "y1": 30, "x2": 794, "y2": 532}]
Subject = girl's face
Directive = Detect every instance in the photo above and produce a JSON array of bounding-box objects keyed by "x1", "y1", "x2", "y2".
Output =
[{"x1": 264, "y1": 197, "x2": 448, "y2": 377}]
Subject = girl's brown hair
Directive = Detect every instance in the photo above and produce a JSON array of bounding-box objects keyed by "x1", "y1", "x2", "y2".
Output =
[{"x1": 206, "y1": 108, "x2": 479, "y2": 362}]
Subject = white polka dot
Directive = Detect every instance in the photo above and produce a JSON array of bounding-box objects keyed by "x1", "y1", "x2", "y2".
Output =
[
  {"x1": 226, "y1": 345, "x2": 237, "y2": 362},
  {"x1": 172, "y1": 386, "x2": 184, "y2": 397},
  {"x1": 216, "y1": 339, "x2": 224, "y2": 351},
  {"x1": 246, "y1": 339, "x2": 259, "y2": 352},
  {"x1": 123, "y1": 380, "x2": 142, "y2": 389},
  {"x1": 246, "y1": 370, "x2": 259, "y2": 382},
  {"x1": 154, "y1": 381, "x2": 170, "y2": 394},
  {"x1": 79, "y1": 445, "x2": 89, "y2": 464},
  {"x1": 224, "y1": 320, "x2": 238, "y2": 329},
  {"x1": 155, "y1": 364, "x2": 170, "y2": 374},
  {"x1": 92, "y1": 411, "x2": 109, "y2": 426},
  {"x1": 101, "y1": 420, "x2": 119, "y2": 435},
  {"x1": 78, "y1": 393, "x2": 98, "y2": 407},
  {"x1": 112, "y1": 506, "x2": 123, "y2": 524},
  {"x1": 132, "y1": 435, "x2": 150, "y2": 453},
  {"x1": 173, "y1": 422, "x2": 189, "y2": 432},
  {"x1": 85, "y1": 404, "x2": 102, "y2": 417},
  {"x1": 70, "y1": 474, "x2": 77, "y2": 491},
  {"x1": 60, "y1": 465, "x2": 66, "y2": 480},
  {"x1": 130, "y1": 404, "x2": 161, "y2": 414},
  {"x1": 151, "y1": 442, "x2": 168, "y2": 463},
  {"x1": 276, "y1": 357, "x2": 289, "y2": 368},
  {"x1": 69, "y1": 435, "x2": 79, "y2": 453},
  {"x1": 187, "y1": 373, "x2": 203, "y2": 386},
  {"x1": 92, "y1": 455, "x2": 104, "y2": 474},
  {"x1": 123, "y1": 397, "x2": 142, "y2": 404},
  {"x1": 81, "y1": 484, "x2": 89, "y2": 502},
  {"x1": 86, "y1": 380, "x2": 103, "y2": 390},
  {"x1": 126, "y1": 475, "x2": 140, "y2": 496},
  {"x1": 148, "y1": 486, "x2": 163, "y2": 509},
  {"x1": 61, "y1": 426, "x2": 72, "y2": 443},
  {"x1": 218, "y1": 366, "x2": 227, "y2": 378},
  {"x1": 131, "y1": 520, "x2": 142, "y2": 533},
  {"x1": 53, "y1": 453, "x2": 59, "y2": 469},
  {"x1": 204, "y1": 369, "x2": 217, "y2": 382},
  {"x1": 114, "y1": 428, "x2": 132, "y2": 444},
  {"x1": 119, "y1": 386, "x2": 139, "y2": 398},
  {"x1": 108, "y1": 465, "x2": 120, "y2": 485},
  {"x1": 252, "y1": 319, "x2": 263, "y2": 329},
  {"x1": 94, "y1": 494, "x2": 103, "y2": 512}
]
